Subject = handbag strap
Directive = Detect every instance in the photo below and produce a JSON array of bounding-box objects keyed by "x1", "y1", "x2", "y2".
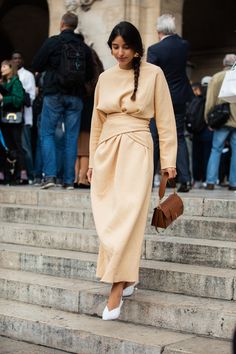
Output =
[{"x1": 159, "y1": 173, "x2": 176, "y2": 200}]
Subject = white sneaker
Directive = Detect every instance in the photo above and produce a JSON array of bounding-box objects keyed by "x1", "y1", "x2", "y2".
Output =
[{"x1": 102, "y1": 299, "x2": 123, "y2": 321}]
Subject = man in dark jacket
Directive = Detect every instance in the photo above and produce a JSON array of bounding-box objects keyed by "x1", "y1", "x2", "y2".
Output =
[
  {"x1": 32, "y1": 12, "x2": 94, "y2": 189},
  {"x1": 147, "y1": 14, "x2": 193, "y2": 192}
]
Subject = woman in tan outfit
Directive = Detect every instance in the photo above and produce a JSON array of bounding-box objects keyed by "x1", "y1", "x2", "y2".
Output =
[{"x1": 87, "y1": 22, "x2": 177, "y2": 320}]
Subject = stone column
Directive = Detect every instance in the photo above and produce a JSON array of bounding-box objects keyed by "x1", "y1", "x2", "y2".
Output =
[
  {"x1": 123, "y1": 0, "x2": 184, "y2": 59},
  {"x1": 47, "y1": 0, "x2": 66, "y2": 35},
  {"x1": 124, "y1": 0, "x2": 161, "y2": 53},
  {"x1": 76, "y1": 0, "x2": 125, "y2": 69},
  {"x1": 160, "y1": 0, "x2": 184, "y2": 35}
]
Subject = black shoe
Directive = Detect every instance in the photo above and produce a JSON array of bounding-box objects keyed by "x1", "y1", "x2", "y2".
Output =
[
  {"x1": 177, "y1": 183, "x2": 190, "y2": 193},
  {"x1": 229, "y1": 185, "x2": 236, "y2": 191},
  {"x1": 32, "y1": 177, "x2": 42, "y2": 186},
  {"x1": 19, "y1": 179, "x2": 29, "y2": 185},
  {"x1": 40, "y1": 177, "x2": 56, "y2": 189},
  {"x1": 62, "y1": 183, "x2": 74, "y2": 190},
  {"x1": 56, "y1": 178, "x2": 63, "y2": 187},
  {"x1": 205, "y1": 183, "x2": 215, "y2": 190},
  {"x1": 78, "y1": 183, "x2": 90, "y2": 189}
]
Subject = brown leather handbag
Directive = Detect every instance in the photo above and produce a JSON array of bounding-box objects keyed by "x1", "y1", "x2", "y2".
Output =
[{"x1": 151, "y1": 173, "x2": 184, "y2": 229}]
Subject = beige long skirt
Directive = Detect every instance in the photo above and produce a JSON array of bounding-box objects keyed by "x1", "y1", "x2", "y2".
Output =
[{"x1": 91, "y1": 130, "x2": 153, "y2": 284}]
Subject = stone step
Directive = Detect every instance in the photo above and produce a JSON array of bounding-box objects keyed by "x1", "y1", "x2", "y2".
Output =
[
  {"x1": 0, "y1": 186, "x2": 92, "y2": 210},
  {"x1": 0, "y1": 269, "x2": 235, "y2": 341},
  {"x1": 162, "y1": 336, "x2": 232, "y2": 354},
  {"x1": 0, "y1": 269, "x2": 107, "y2": 312},
  {"x1": 0, "y1": 336, "x2": 72, "y2": 354},
  {"x1": 0, "y1": 298, "x2": 197, "y2": 354},
  {"x1": 0, "y1": 222, "x2": 100, "y2": 254},
  {"x1": 1, "y1": 223, "x2": 236, "y2": 269},
  {"x1": 0, "y1": 243, "x2": 235, "y2": 300},
  {"x1": 148, "y1": 216, "x2": 236, "y2": 241},
  {"x1": 0, "y1": 186, "x2": 236, "y2": 219},
  {"x1": 80, "y1": 285, "x2": 236, "y2": 340},
  {"x1": 146, "y1": 236, "x2": 236, "y2": 268},
  {"x1": 0, "y1": 204, "x2": 235, "y2": 241},
  {"x1": 0, "y1": 335, "x2": 231, "y2": 354}
]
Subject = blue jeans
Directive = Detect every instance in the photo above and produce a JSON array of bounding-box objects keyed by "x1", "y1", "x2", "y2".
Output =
[
  {"x1": 40, "y1": 94, "x2": 83, "y2": 185},
  {"x1": 55, "y1": 121, "x2": 65, "y2": 181},
  {"x1": 206, "y1": 127, "x2": 236, "y2": 187},
  {"x1": 34, "y1": 114, "x2": 43, "y2": 178},
  {"x1": 22, "y1": 125, "x2": 34, "y2": 180}
]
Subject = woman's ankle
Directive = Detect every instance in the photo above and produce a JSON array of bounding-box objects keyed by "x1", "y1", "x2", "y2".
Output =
[
  {"x1": 124, "y1": 281, "x2": 135, "y2": 289},
  {"x1": 107, "y1": 282, "x2": 125, "y2": 310}
]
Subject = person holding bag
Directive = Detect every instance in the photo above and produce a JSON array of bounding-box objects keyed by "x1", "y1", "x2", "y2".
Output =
[
  {"x1": 87, "y1": 21, "x2": 177, "y2": 321},
  {"x1": 0, "y1": 60, "x2": 28, "y2": 184}
]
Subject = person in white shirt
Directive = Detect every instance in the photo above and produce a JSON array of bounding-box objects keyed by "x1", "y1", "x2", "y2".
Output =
[{"x1": 12, "y1": 51, "x2": 36, "y2": 183}]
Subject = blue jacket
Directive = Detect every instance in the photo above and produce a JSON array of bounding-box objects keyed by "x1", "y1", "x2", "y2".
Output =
[{"x1": 147, "y1": 34, "x2": 193, "y2": 106}]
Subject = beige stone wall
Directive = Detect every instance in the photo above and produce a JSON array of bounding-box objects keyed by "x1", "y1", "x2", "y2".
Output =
[
  {"x1": 47, "y1": 0, "x2": 65, "y2": 35},
  {"x1": 46, "y1": 0, "x2": 184, "y2": 69},
  {"x1": 160, "y1": 0, "x2": 184, "y2": 35}
]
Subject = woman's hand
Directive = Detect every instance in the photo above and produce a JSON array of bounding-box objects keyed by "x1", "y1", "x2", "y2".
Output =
[
  {"x1": 87, "y1": 168, "x2": 93, "y2": 183},
  {"x1": 161, "y1": 167, "x2": 176, "y2": 179},
  {"x1": 0, "y1": 93, "x2": 3, "y2": 102}
]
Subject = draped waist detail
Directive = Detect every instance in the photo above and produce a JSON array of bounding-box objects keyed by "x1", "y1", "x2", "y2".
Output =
[{"x1": 98, "y1": 113, "x2": 150, "y2": 145}]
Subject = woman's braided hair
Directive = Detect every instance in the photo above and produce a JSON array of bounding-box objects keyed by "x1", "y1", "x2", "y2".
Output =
[
  {"x1": 107, "y1": 21, "x2": 144, "y2": 101},
  {"x1": 130, "y1": 56, "x2": 141, "y2": 101}
]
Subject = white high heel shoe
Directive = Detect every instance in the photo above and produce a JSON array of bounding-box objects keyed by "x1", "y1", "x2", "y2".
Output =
[
  {"x1": 122, "y1": 282, "x2": 138, "y2": 297},
  {"x1": 102, "y1": 298, "x2": 123, "y2": 321}
]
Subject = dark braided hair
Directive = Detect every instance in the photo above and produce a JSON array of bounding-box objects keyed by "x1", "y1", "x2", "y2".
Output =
[{"x1": 107, "y1": 21, "x2": 144, "y2": 101}]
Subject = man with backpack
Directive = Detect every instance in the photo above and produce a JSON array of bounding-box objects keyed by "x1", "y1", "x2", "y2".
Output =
[{"x1": 32, "y1": 12, "x2": 94, "y2": 189}]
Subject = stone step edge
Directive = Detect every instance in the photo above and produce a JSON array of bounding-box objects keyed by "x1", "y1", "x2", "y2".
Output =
[
  {"x1": 0, "y1": 327, "x2": 232, "y2": 354},
  {"x1": 1, "y1": 242, "x2": 235, "y2": 278},
  {"x1": 78, "y1": 287, "x2": 236, "y2": 340},
  {"x1": 0, "y1": 205, "x2": 235, "y2": 223},
  {"x1": 0, "y1": 298, "x2": 196, "y2": 354},
  {"x1": 1, "y1": 185, "x2": 236, "y2": 200},
  {"x1": 1, "y1": 222, "x2": 236, "y2": 248},
  {"x1": 0, "y1": 268, "x2": 235, "y2": 310},
  {"x1": 0, "y1": 268, "x2": 107, "y2": 293},
  {"x1": 0, "y1": 337, "x2": 72, "y2": 354}
]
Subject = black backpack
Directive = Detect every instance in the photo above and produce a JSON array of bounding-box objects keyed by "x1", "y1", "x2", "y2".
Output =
[
  {"x1": 57, "y1": 39, "x2": 86, "y2": 90},
  {"x1": 185, "y1": 95, "x2": 206, "y2": 134}
]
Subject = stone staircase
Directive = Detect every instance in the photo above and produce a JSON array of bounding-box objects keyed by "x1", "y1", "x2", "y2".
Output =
[{"x1": 0, "y1": 186, "x2": 235, "y2": 354}]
